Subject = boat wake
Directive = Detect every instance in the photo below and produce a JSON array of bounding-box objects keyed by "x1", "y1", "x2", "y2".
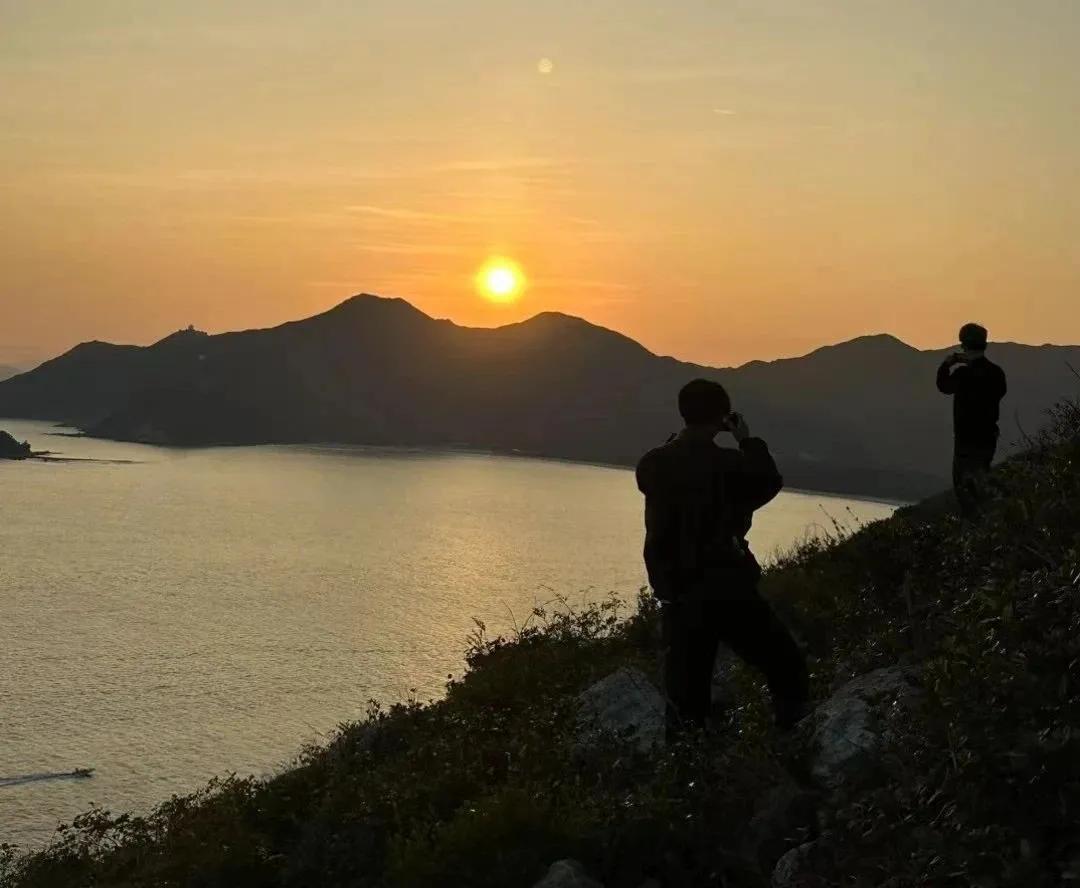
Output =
[{"x1": 0, "y1": 768, "x2": 94, "y2": 787}]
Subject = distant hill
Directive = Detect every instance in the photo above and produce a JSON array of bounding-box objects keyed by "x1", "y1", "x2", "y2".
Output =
[
  {"x1": 1, "y1": 294, "x2": 1077, "y2": 500},
  {"x1": 0, "y1": 364, "x2": 23, "y2": 382}
]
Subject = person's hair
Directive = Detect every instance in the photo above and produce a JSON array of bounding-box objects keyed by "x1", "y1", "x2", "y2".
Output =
[
  {"x1": 678, "y1": 378, "x2": 731, "y2": 426},
  {"x1": 959, "y1": 322, "x2": 988, "y2": 350}
]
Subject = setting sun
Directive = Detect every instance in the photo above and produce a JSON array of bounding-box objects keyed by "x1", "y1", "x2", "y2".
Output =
[{"x1": 476, "y1": 257, "x2": 525, "y2": 304}]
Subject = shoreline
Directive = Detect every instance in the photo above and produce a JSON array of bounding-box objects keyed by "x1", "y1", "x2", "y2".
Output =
[{"x1": 3, "y1": 417, "x2": 920, "y2": 505}]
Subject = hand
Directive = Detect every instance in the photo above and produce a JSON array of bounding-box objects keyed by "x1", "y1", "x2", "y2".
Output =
[
  {"x1": 945, "y1": 352, "x2": 965, "y2": 367},
  {"x1": 725, "y1": 411, "x2": 751, "y2": 442}
]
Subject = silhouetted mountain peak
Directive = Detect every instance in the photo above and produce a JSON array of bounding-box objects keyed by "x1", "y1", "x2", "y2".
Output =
[
  {"x1": 291, "y1": 294, "x2": 440, "y2": 340},
  {"x1": 812, "y1": 333, "x2": 917, "y2": 357},
  {"x1": 734, "y1": 334, "x2": 920, "y2": 374},
  {"x1": 152, "y1": 326, "x2": 209, "y2": 349},
  {"x1": 66, "y1": 340, "x2": 132, "y2": 357},
  {"x1": 748, "y1": 333, "x2": 921, "y2": 375},
  {"x1": 522, "y1": 310, "x2": 585, "y2": 326},
  {"x1": 510, "y1": 311, "x2": 655, "y2": 358},
  {"x1": 324, "y1": 293, "x2": 427, "y2": 319},
  {"x1": 4, "y1": 293, "x2": 1080, "y2": 501}
]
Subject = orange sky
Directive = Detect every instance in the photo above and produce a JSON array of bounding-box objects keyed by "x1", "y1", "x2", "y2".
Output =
[{"x1": 2, "y1": 1, "x2": 1079, "y2": 367}]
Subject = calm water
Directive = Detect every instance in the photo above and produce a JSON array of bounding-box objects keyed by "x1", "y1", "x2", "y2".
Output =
[{"x1": 0, "y1": 418, "x2": 896, "y2": 847}]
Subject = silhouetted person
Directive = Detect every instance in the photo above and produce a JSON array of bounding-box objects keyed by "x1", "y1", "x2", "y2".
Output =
[
  {"x1": 936, "y1": 323, "x2": 1007, "y2": 516},
  {"x1": 635, "y1": 379, "x2": 808, "y2": 737}
]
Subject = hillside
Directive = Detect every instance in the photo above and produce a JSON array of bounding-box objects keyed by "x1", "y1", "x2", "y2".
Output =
[
  {"x1": 5, "y1": 398, "x2": 1078, "y2": 887},
  {"x1": 0, "y1": 364, "x2": 23, "y2": 382},
  {"x1": 1, "y1": 295, "x2": 1078, "y2": 499}
]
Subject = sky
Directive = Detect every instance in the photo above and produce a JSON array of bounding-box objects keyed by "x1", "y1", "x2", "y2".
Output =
[{"x1": 2, "y1": 0, "x2": 1079, "y2": 368}]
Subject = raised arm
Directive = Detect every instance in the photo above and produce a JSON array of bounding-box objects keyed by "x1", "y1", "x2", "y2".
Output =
[
  {"x1": 732, "y1": 436, "x2": 783, "y2": 512},
  {"x1": 936, "y1": 357, "x2": 959, "y2": 394}
]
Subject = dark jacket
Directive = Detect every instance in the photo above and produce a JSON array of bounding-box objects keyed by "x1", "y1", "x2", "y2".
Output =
[
  {"x1": 635, "y1": 434, "x2": 782, "y2": 602},
  {"x1": 936, "y1": 356, "x2": 1007, "y2": 447}
]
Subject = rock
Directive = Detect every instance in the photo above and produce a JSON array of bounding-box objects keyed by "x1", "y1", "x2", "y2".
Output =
[
  {"x1": 711, "y1": 647, "x2": 739, "y2": 707},
  {"x1": 771, "y1": 842, "x2": 816, "y2": 886},
  {"x1": 532, "y1": 859, "x2": 604, "y2": 888},
  {"x1": 808, "y1": 666, "x2": 922, "y2": 791},
  {"x1": 0, "y1": 430, "x2": 31, "y2": 460},
  {"x1": 577, "y1": 667, "x2": 665, "y2": 751},
  {"x1": 743, "y1": 778, "x2": 819, "y2": 869}
]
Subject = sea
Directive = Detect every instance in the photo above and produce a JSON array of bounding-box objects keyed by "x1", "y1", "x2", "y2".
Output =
[{"x1": 0, "y1": 418, "x2": 897, "y2": 847}]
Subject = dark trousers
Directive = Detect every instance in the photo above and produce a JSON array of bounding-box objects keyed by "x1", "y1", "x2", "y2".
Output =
[
  {"x1": 661, "y1": 592, "x2": 808, "y2": 736},
  {"x1": 953, "y1": 440, "x2": 996, "y2": 516}
]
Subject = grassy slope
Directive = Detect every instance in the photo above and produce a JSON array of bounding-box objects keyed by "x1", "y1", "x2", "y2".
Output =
[{"x1": 4, "y1": 401, "x2": 1079, "y2": 888}]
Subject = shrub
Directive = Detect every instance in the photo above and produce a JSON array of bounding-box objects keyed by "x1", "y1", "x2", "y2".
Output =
[{"x1": 7, "y1": 398, "x2": 1080, "y2": 887}]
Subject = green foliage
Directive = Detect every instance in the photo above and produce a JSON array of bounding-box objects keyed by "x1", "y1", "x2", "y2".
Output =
[
  {"x1": 760, "y1": 397, "x2": 1080, "y2": 885},
  {"x1": 6, "y1": 398, "x2": 1080, "y2": 887}
]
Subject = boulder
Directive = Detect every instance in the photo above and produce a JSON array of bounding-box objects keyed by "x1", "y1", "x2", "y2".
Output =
[
  {"x1": 532, "y1": 859, "x2": 604, "y2": 888},
  {"x1": 771, "y1": 842, "x2": 817, "y2": 886},
  {"x1": 808, "y1": 666, "x2": 922, "y2": 791},
  {"x1": 743, "y1": 778, "x2": 819, "y2": 870},
  {"x1": 577, "y1": 667, "x2": 665, "y2": 752}
]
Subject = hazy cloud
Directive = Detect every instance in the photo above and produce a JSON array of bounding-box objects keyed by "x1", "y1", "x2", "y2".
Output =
[
  {"x1": 345, "y1": 205, "x2": 473, "y2": 223},
  {"x1": 305, "y1": 281, "x2": 367, "y2": 290},
  {"x1": 431, "y1": 157, "x2": 569, "y2": 173},
  {"x1": 351, "y1": 241, "x2": 463, "y2": 256},
  {"x1": 532, "y1": 277, "x2": 632, "y2": 292},
  {"x1": 606, "y1": 59, "x2": 790, "y2": 87}
]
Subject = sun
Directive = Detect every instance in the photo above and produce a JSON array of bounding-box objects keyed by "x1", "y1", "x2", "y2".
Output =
[{"x1": 477, "y1": 257, "x2": 525, "y2": 304}]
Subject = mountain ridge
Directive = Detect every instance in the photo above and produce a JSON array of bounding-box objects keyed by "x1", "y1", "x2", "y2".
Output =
[{"x1": 2, "y1": 294, "x2": 1078, "y2": 500}]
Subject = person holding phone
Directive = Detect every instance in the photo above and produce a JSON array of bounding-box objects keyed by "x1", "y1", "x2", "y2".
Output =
[
  {"x1": 635, "y1": 379, "x2": 808, "y2": 737},
  {"x1": 936, "y1": 323, "x2": 1007, "y2": 516}
]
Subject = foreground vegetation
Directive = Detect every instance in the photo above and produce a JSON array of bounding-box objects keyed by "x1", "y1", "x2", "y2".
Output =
[{"x1": 4, "y1": 400, "x2": 1080, "y2": 887}]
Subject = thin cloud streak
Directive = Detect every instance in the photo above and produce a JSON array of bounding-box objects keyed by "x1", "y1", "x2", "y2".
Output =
[
  {"x1": 345, "y1": 205, "x2": 473, "y2": 223},
  {"x1": 532, "y1": 277, "x2": 632, "y2": 293},
  {"x1": 351, "y1": 241, "x2": 463, "y2": 256},
  {"x1": 344, "y1": 204, "x2": 540, "y2": 226},
  {"x1": 608, "y1": 61, "x2": 786, "y2": 85},
  {"x1": 305, "y1": 281, "x2": 369, "y2": 290},
  {"x1": 431, "y1": 157, "x2": 569, "y2": 173}
]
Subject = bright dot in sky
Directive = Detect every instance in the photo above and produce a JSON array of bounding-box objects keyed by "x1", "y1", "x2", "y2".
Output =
[
  {"x1": 538, "y1": 58, "x2": 554, "y2": 75},
  {"x1": 477, "y1": 257, "x2": 525, "y2": 304}
]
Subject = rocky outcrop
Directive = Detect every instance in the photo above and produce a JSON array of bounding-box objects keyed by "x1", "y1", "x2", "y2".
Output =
[
  {"x1": 743, "y1": 777, "x2": 819, "y2": 872},
  {"x1": 734, "y1": 666, "x2": 925, "y2": 880},
  {"x1": 574, "y1": 663, "x2": 925, "y2": 880},
  {"x1": 532, "y1": 859, "x2": 604, "y2": 888},
  {"x1": 771, "y1": 842, "x2": 819, "y2": 886},
  {"x1": 577, "y1": 667, "x2": 666, "y2": 752},
  {"x1": 0, "y1": 430, "x2": 31, "y2": 459},
  {"x1": 807, "y1": 666, "x2": 922, "y2": 791}
]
